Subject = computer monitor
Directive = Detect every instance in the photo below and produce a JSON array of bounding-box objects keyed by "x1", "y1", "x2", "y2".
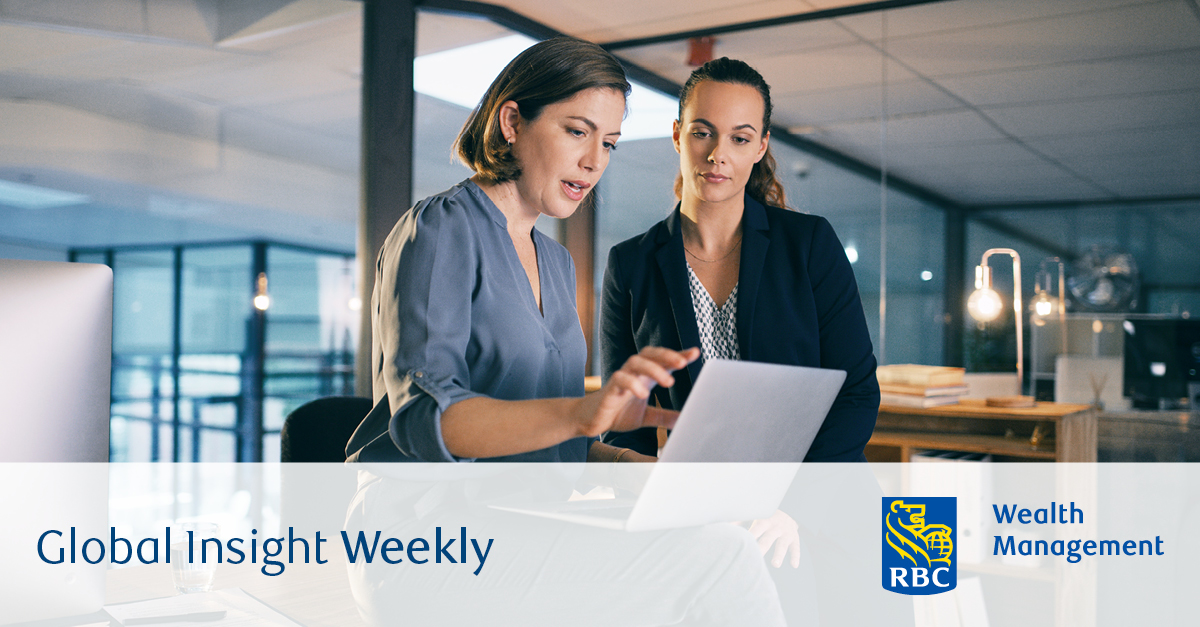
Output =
[
  {"x1": 0, "y1": 258, "x2": 112, "y2": 462},
  {"x1": 0, "y1": 258, "x2": 113, "y2": 623},
  {"x1": 1123, "y1": 319, "x2": 1200, "y2": 409}
]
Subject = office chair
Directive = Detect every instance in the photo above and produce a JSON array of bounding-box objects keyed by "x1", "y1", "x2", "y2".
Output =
[
  {"x1": 280, "y1": 396, "x2": 372, "y2": 534},
  {"x1": 280, "y1": 395, "x2": 372, "y2": 462}
]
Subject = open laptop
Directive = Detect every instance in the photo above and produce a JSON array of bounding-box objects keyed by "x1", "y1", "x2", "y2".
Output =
[
  {"x1": 0, "y1": 258, "x2": 112, "y2": 624},
  {"x1": 491, "y1": 360, "x2": 847, "y2": 531}
]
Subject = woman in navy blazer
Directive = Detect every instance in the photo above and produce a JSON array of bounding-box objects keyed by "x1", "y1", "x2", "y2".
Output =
[{"x1": 600, "y1": 58, "x2": 879, "y2": 464}]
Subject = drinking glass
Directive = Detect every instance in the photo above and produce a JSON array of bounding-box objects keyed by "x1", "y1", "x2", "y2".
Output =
[{"x1": 171, "y1": 522, "x2": 219, "y2": 594}]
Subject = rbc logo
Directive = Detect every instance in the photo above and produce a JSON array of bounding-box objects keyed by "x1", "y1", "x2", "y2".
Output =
[{"x1": 882, "y1": 497, "x2": 956, "y2": 595}]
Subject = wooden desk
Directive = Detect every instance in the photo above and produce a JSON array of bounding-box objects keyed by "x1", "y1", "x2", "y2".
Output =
[
  {"x1": 867, "y1": 401, "x2": 1097, "y2": 462},
  {"x1": 870, "y1": 402, "x2": 1100, "y2": 625}
]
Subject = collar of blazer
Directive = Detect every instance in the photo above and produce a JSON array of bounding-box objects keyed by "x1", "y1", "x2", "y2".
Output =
[{"x1": 652, "y1": 194, "x2": 772, "y2": 383}]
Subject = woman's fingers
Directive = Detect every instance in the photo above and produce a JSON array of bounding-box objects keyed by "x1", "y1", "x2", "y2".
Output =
[
  {"x1": 637, "y1": 345, "x2": 700, "y2": 370},
  {"x1": 608, "y1": 370, "x2": 655, "y2": 399},
  {"x1": 618, "y1": 355, "x2": 674, "y2": 389},
  {"x1": 614, "y1": 346, "x2": 700, "y2": 391},
  {"x1": 786, "y1": 538, "x2": 802, "y2": 568},
  {"x1": 755, "y1": 527, "x2": 782, "y2": 555},
  {"x1": 748, "y1": 511, "x2": 802, "y2": 568},
  {"x1": 587, "y1": 346, "x2": 699, "y2": 435}
]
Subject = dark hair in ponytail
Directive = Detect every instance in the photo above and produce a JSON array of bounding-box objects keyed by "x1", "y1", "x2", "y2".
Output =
[{"x1": 674, "y1": 57, "x2": 786, "y2": 208}]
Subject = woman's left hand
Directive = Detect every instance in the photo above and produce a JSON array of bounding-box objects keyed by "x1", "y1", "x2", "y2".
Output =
[{"x1": 749, "y1": 510, "x2": 801, "y2": 568}]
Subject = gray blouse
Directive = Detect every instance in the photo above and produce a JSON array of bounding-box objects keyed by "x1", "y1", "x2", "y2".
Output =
[{"x1": 364, "y1": 179, "x2": 589, "y2": 463}]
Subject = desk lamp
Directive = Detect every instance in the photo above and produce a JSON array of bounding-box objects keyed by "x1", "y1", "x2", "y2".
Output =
[{"x1": 968, "y1": 248, "x2": 1034, "y2": 404}]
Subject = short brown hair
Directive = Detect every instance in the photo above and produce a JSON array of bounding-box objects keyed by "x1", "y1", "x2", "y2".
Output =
[{"x1": 455, "y1": 37, "x2": 631, "y2": 185}]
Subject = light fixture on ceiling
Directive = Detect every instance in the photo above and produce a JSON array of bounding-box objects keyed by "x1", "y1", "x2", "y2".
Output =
[
  {"x1": 412, "y1": 34, "x2": 678, "y2": 141},
  {"x1": 253, "y1": 272, "x2": 271, "y2": 311},
  {"x1": 967, "y1": 248, "x2": 1033, "y2": 403},
  {"x1": 686, "y1": 36, "x2": 715, "y2": 66},
  {"x1": 0, "y1": 179, "x2": 89, "y2": 210}
]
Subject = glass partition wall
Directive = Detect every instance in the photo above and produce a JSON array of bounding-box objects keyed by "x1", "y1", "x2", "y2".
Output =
[
  {"x1": 588, "y1": 1, "x2": 1200, "y2": 392},
  {"x1": 73, "y1": 243, "x2": 356, "y2": 462}
]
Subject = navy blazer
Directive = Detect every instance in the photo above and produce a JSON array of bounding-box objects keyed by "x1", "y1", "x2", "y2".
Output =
[{"x1": 600, "y1": 195, "x2": 879, "y2": 462}]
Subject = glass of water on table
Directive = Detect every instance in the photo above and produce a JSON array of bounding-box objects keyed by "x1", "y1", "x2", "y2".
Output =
[{"x1": 172, "y1": 522, "x2": 220, "y2": 594}]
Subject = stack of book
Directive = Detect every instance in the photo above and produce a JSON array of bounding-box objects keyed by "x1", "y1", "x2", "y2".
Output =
[{"x1": 877, "y1": 364, "x2": 968, "y2": 408}]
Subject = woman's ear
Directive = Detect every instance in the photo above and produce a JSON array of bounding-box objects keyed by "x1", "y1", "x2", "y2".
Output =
[
  {"x1": 755, "y1": 131, "x2": 770, "y2": 163},
  {"x1": 672, "y1": 119, "x2": 682, "y2": 155},
  {"x1": 498, "y1": 100, "x2": 521, "y2": 144}
]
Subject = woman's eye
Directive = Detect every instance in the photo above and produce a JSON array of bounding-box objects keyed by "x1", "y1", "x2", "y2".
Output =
[
  {"x1": 603, "y1": 141, "x2": 618, "y2": 151},
  {"x1": 733, "y1": 137, "x2": 750, "y2": 144},
  {"x1": 569, "y1": 128, "x2": 586, "y2": 137},
  {"x1": 691, "y1": 131, "x2": 710, "y2": 138}
]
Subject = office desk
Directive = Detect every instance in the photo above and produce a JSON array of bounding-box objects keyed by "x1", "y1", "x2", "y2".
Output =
[
  {"x1": 867, "y1": 401, "x2": 1097, "y2": 462},
  {"x1": 868, "y1": 402, "x2": 1100, "y2": 626},
  {"x1": 106, "y1": 554, "x2": 365, "y2": 627}
]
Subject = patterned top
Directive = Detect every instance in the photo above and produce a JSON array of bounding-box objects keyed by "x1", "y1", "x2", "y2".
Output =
[{"x1": 686, "y1": 263, "x2": 740, "y2": 361}]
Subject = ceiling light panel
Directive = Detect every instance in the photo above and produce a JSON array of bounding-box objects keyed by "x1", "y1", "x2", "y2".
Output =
[
  {"x1": 413, "y1": 34, "x2": 677, "y2": 141},
  {"x1": 0, "y1": 179, "x2": 89, "y2": 210}
]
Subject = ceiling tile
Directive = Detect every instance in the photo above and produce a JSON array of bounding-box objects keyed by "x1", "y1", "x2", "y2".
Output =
[
  {"x1": 614, "y1": 43, "x2": 695, "y2": 86},
  {"x1": 23, "y1": 39, "x2": 231, "y2": 83},
  {"x1": 157, "y1": 57, "x2": 358, "y2": 108},
  {"x1": 937, "y1": 48, "x2": 1200, "y2": 107},
  {"x1": 254, "y1": 88, "x2": 360, "y2": 137},
  {"x1": 222, "y1": 108, "x2": 357, "y2": 173},
  {"x1": 982, "y1": 89, "x2": 1200, "y2": 138},
  {"x1": 823, "y1": 109, "x2": 1008, "y2": 150},
  {"x1": 1028, "y1": 124, "x2": 1200, "y2": 162},
  {"x1": 774, "y1": 79, "x2": 963, "y2": 126},
  {"x1": 222, "y1": 7, "x2": 360, "y2": 57},
  {"x1": 142, "y1": 0, "x2": 218, "y2": 44},
  {"x1": 0, "y1": 24, "x2": 125, "y2": 72},
  {"x1": 756, "y1": 44, "x2": 919, "y2": 96},
  {"x1": 886, "y1": 138, "x2": 1041, "y2": 168},
  {"x1": 704, "y1": 20, "x2": 861, "y2": 58},
  {"x1": 215, "y1": 0, "x2": 356, "y2": 43},
  {"x1": 415, "y1": 11, "x2": 512, "y2": 57},
  {"x1": 835, "y1": 0, "x2": 1156, "y2": 41},
  {"x1": 0, "y1": 0, "x2": 145, "y2": 36},
  {"x1": 1069, "y1": 158, "x2": 1200, "y2": 197},
  {"x1": 499, "y1": 0, "x2": 811, "y2": 43},
  {"x1": 883, "y1": 1, "x2": 1200, "y2": 78},
  {"x1": 913, "y1": 161, "x2": 1111, "y2": 204}
]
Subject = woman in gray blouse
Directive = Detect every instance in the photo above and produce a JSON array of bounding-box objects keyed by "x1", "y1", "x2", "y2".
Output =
[
  {"x1": 343, "y1": 38, "x2": 789, "y2": 627},
  {"x1": 347, "y1": 37, "x2": 699, "y2": 464}
]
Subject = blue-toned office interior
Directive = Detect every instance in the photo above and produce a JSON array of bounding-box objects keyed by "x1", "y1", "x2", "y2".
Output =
[{"x1": 2, "y1": 0, "x2": 1199, "y2": 463}]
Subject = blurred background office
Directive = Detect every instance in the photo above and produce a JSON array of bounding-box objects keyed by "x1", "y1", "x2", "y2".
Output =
[{"x1": 1, "y1": 0, "x2": 1198, "y2": 461}]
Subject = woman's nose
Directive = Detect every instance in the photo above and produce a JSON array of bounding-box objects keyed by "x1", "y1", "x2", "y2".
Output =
[{"x1": 582, "y1": 141, "x2": 605, "y2": 171}]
